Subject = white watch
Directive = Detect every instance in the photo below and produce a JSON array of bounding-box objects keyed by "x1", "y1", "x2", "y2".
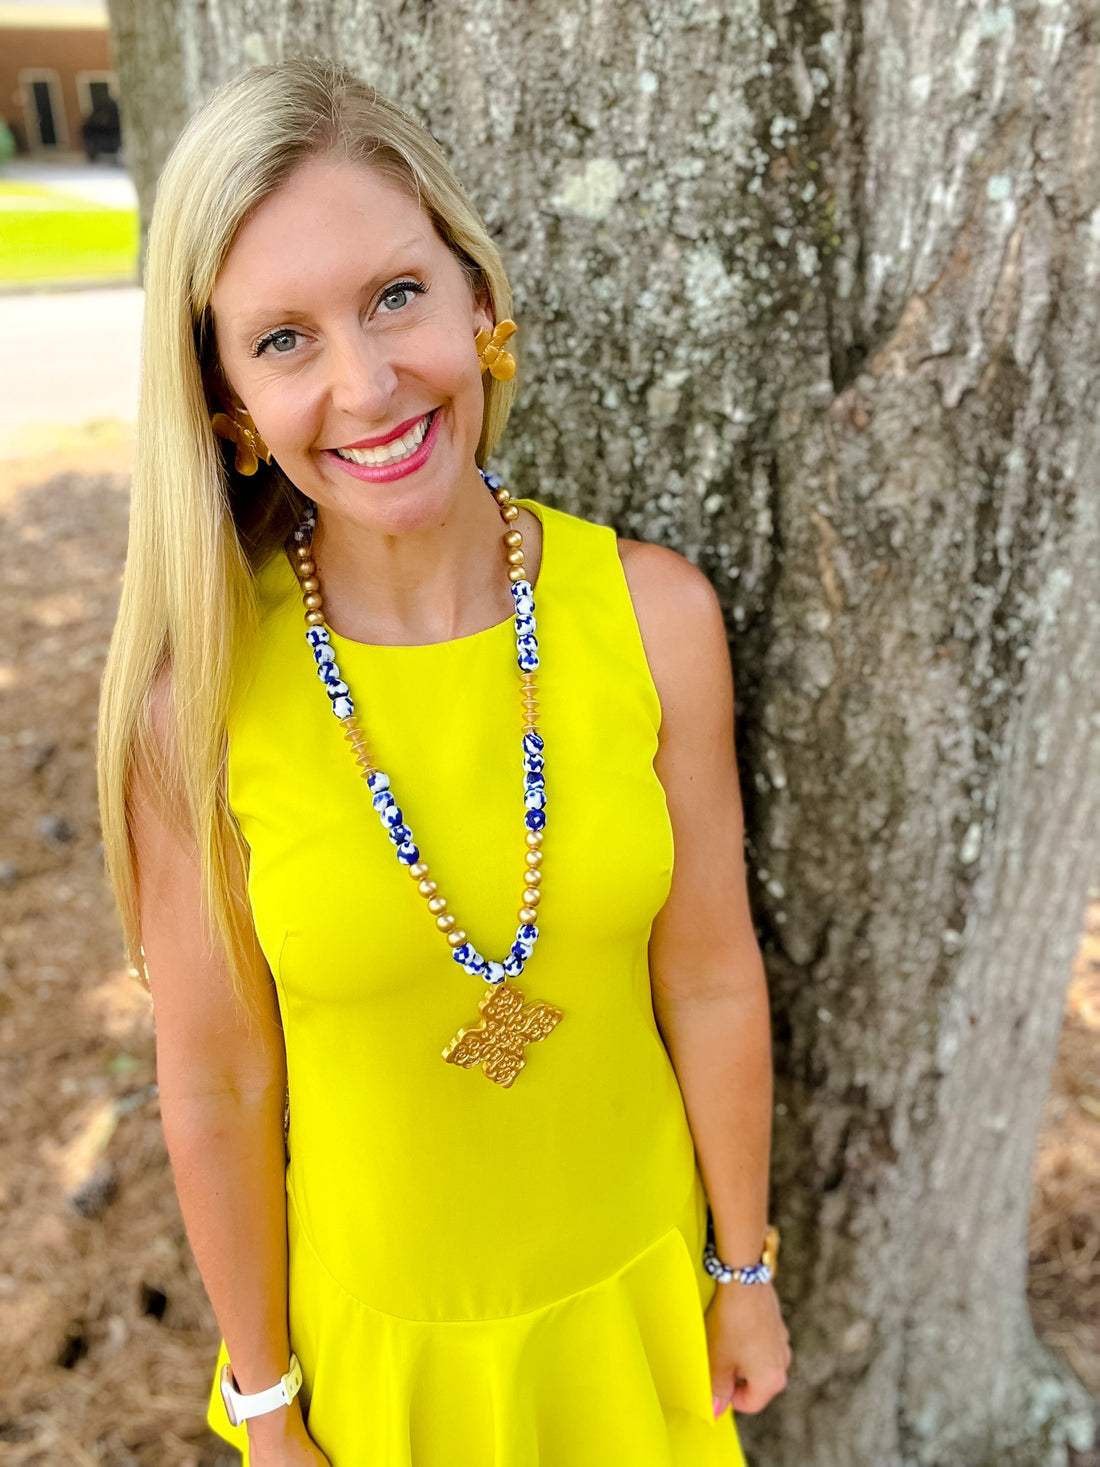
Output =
[{"x1": 220, "y1": 1352, "x2": 303, "y2": 1428}]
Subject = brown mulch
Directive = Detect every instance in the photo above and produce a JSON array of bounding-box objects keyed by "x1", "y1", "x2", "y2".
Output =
[{"x1": 0, "y1": 442, "x2": 1096, "y2": 1465}]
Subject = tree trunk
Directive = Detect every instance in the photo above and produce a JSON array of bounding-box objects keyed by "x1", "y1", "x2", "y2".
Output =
[{"x1": 105, "y1": 1, "x2": 1100, "y2": 1462}]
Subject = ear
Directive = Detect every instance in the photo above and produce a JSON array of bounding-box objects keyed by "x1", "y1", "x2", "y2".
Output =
[{"x1": 471, "y1": 280, "x2": 496, "y2": 341}]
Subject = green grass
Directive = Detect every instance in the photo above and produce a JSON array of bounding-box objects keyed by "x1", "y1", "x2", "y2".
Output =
[{"x1": 0, "y1": 191, "x2": 139, "y2": 284}]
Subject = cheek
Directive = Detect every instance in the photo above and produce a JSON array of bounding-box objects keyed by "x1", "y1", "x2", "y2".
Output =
[{"x1": 252, "y1": 384, "x2": 324, "y2": 451}]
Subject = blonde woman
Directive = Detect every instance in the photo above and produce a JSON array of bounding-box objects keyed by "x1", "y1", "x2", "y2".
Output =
[{"x1": 97, "y1": 57, "x2": 789, "y2": 1467}]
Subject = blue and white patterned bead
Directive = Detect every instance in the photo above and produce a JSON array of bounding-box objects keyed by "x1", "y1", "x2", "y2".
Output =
[
  {"x1": 482, "y1": 472, "x2": 504, "y2": 491},
  {"x1": 379, "y1": 803, "x2": 404, "y2": 829},
  {"x1": 522, "y1": 732, "x2": 544, "y2": 756},
  {"x1": 503, "y1": 953, "x2": 525, "y2": 977},
  {"x1": 452, "y1": 943, "x2": 474, "y2": 966},
  {"x1": 511, "y1": 938, "x2": 534, "y2": 962},
  {"x1": 510, "y1": 579, "x2": 533, "y2": 599},
  {"x1": 387, "y1": 823, "x2": 412, "y2": 846},
  {"x1": 305, "y1": 627, "x2": 329, "y2": 648},
  {"x1": 318, "y1": 659, "x2": 342, "y2": 683},
  {"x1": 396, "y1": 841, "x2": 420, "y2": 866},
  {"x1": 462, "y1": 951, "x2": 488, "y2": 977},
  {"x1": 523, "y1": 770, "x2": 545, "y2": 790},
  {"x1": 524, "y1": 807, "x2": 546, "y2": 831},
  {"x1": 516, "y1": 634, "x2": 538, "y2": 657},
  {"x1": 514, "y1": 615, "x2": 536, "y2": 638},
  {"x1": 484, "y1": 961, "x2": 506, "y2": 985},
  {"x1": 524, "y1": 787, "x2": 546, "y2": 811},
  {"x1": 325, "y1": 681, "x2": 350, "y2": 700},
  {"x1": 314, "y1": 643, "x2": 336, "y2": 666},
  {"x1": 371, "y1": 789, "x2": 395, "y2": 813},
  {"x1": 513, "y1": 595, "x2": 535, "y2": 618},
  {"x1": 518, "y1": 649, "x2": 540, "y2": 673},
  {"x1": 331, "y1": 695, "x2": 354, "y2": 719},
  {"x1": 517, "y1": 923, "x2": 539, "y2": 944},
  {"x1": 367, "y1": 772, "x2": 390, "y2": 793}
]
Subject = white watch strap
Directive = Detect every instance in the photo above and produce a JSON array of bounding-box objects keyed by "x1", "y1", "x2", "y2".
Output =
[{"x1": 220, "y1": 1352, "x2": 303, "y2": 1428}]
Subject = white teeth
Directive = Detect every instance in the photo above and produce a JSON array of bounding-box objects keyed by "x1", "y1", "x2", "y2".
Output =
[{"x1": 335, "y1": 412, "x2": 432, "y2": 466}]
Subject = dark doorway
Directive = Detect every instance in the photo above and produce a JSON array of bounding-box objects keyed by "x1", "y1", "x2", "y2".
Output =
[{"x1": 31, "y1": 79, "x2": 57, "y2": 148}]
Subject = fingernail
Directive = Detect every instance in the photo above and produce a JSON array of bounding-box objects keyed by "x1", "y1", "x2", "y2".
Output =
[{"x1": 712, "y1": 1395, "x2": 725, "y2": 1419}]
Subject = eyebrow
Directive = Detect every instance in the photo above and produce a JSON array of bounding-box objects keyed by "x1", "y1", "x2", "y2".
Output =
[{"x1": 225, "y1": 237, "x2": 432, "y2": 342}]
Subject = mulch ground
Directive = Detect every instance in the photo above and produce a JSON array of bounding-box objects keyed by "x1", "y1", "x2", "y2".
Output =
[{"x1": 0, "y1": 446, "x2": 1096, "y2": 1465}]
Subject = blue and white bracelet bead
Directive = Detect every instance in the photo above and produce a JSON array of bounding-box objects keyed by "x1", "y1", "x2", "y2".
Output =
[
  {"x1": 703, "y1": 1214, "x2": 779, "y2": 1285},
  {"x1": 288, "y1": 468, "x2": 546, "y2": 988}
]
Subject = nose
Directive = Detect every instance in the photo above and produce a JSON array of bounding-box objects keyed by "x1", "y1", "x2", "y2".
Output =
[{"x1": 324, "y1": 324, "x2": 400, "y2": 425}]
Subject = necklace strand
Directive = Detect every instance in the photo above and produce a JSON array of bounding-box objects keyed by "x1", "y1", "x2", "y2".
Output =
[{"x1": 288, "y1": 469, "x2": 545, "y2": 988}]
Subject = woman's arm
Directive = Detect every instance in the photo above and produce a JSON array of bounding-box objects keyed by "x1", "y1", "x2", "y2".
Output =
[
  {"x1": 618, "y1": 538, "x2": 790, "y2": 1416},
  {"x1": 131, "y1": 678, "x2": 326, "y2": 1462}
]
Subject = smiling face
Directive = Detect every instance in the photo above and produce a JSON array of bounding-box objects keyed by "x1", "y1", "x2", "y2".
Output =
[{"x1": 210, "y1": 153, "x2": 494, "y2": 534}]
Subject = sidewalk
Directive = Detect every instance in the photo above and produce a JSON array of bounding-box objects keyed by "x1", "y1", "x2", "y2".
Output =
[
  {"x1": 0, "y1": 285, "x2": 142, "y2": 460},
  {"x1": 0, "y1": 158, "x2": 138, "y2": 210}
]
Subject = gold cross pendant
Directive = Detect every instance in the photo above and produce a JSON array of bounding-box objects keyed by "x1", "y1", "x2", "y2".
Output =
[{"x1": 442, "y1": 980, "x2": 563, "y2": 1087}]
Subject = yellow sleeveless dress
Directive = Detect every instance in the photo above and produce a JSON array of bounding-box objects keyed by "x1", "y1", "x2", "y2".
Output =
[{"x1": 205, "y1": 498, "x2": 747, "y2": 1466}]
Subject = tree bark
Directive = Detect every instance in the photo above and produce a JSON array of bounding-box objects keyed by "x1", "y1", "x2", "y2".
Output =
[{"x1": 105, "y1": 1, "x2": 1100, "y2": 1462}]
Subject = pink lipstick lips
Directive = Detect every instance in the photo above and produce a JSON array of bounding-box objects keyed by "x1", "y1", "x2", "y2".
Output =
[{"x1": 323, "y1": 408, "x2": 441, "y2": 483}]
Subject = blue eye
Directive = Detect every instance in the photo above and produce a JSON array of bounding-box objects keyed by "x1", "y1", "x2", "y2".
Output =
[
  {"x1": 254, "y1": 328, "x2": 300, "y2": 357},
  {"x1": 380, "y1": 279, "x2": 427, "y2": 312}
]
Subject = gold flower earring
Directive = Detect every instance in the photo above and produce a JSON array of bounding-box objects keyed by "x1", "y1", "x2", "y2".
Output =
[
  {"x1": 475, "y1": 320, "x2": 517, "y2": 381},
  {"x1": 210, "y1": 409, "x2": 272, "y2": 476}
]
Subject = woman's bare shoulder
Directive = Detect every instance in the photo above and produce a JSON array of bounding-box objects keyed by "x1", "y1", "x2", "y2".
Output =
[{"x1": 614, "y1": 536, "x2": 730, "y2": 711}]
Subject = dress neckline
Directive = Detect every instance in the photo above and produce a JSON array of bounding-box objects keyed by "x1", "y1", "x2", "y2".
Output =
[{"x1": 280, "y1": 496, "x2": 546, "y2": 654}]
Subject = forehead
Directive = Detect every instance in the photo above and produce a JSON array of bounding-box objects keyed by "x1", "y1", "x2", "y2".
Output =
[{"x1": 210, "y1": 156, "x2": 447, "y2": 325}]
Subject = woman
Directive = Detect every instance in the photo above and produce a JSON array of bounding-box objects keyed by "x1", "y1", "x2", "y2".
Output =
[{"x1": 97, "y1": 56, "x2": 790, "y2": 1467}]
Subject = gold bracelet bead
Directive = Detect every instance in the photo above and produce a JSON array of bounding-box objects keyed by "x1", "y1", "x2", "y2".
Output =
[
  {"x1": 522, "y1": 888, "x2": 541, "y2": 907},
  {"x1": 446, "y1": 928, "x2": 467, "y2": 948},
  {"x1": 525, "y1": 830, "x2": 543, "y2": 849},
  {"x1": 494, "y1": 487, "x2": 511, "y2": 506},
  {"x1": 294, "y1": 543, "x2": 312, "y2": 562},
  {"x1": 524, "y1": 869, "x2": 542, "y2": 887},
  {"x1": 305, "y1": 610, "x2": 325, "y2": 626},
  {"x1": 504, "y1": 530, "x2": 523, "y2": 548},
  {"x1": 524, "y1": 850, "x2": 541, "y2": 869},
  {"x1": 506, "y1": 549, "x2": 526, "y2": 567},
  {"x1": 296, "y1": 560, "x2": 316, "y2": 578},
  {"x1": 507, "y1": 564, "x2": 526, "y2": 581},
  {"x1": 304, "y1": 593, "x2": 323, "y2": 611},
  {"x1": 518, "y1": 905, "x2": 539, "y2": 925},
  {"x1": 418, "y1": 879, "x2": 438, "y2": 898},
  {"x1": 408, "y1": 862, "x2": 430, "y2": 881},
  {"x1": 427, "y1": 895, "x2": 448, "y2": 916},
  {"x1": 436, "y1": 913, "x2": 457, "y2": 933},
  {"x1": 300, "y1": 576, "x2": 320, "y2": 594}
]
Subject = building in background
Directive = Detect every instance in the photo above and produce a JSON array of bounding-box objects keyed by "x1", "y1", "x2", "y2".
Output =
[{"x1": 0, "y1": 1, "x2": 118, "y2": 158}]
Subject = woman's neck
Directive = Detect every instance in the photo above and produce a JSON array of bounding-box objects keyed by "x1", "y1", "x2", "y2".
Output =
[{"x1": 307, "y1": 484, "x2": 541, "y2": 647}]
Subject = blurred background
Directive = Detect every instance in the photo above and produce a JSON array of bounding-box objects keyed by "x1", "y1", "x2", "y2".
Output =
[{"x1": 0, "y1": 1, "x2": 1097, "y2": 1464}]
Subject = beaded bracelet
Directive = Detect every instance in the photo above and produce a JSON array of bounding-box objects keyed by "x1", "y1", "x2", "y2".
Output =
[{"x1": 703, "y1": 1213, "x2": 781, "y2": 1286}]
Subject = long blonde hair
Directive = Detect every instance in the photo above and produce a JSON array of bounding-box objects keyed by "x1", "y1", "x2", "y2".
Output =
[{"x1": 97, "y1": 56, "x2": 517, "y2": 1003}]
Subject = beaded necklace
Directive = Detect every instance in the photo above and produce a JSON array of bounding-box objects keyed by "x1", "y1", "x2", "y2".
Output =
[{"x1": 288, "y1": 469, "x2": 563, "y2": 1089}]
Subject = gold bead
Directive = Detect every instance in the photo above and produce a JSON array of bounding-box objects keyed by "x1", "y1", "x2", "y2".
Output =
[
  {"x1": 306, "y1": 610, "x2": 325, "y2": 626},
  {"x1": 522, "y1": 889, "x2": 541, "y2": 906},
  {"x1": 296, "y1": 559, "x2": 316, "y2": 577},
  {"x1": 507, "y1": 565, "x2": 525, "y2": 581},
  {"x1": 304, "y1": 593, "x2": 323, "y2": 611},
  {"x1": 502, "y1": 505, "x2": 520, "y2": 523},
  {"x1": 409, "y1": 862, "x2": 429, "y2": 880},
  {"x1": 506, "y1": 549, "x2": 525, "y2": 566},
  {"x1": 447, "y1": 928, "x2": 467, "y2": 948},
  {"x1": 524, "y1": 870, "x2": 542, "y2": 887},
  {"x1": 300, "y1": 576, "x2": 320, "y2": 594},
  {"x1": 525, "y1": 850, "x2": 541, "y2": 868},
  {"x1": 427, "y1": 895, "x2": 448, "y2": 915},
  {"x1": 494, "y1": 487, "x2": 511, "y2": 505},
  {"x1": 436, "y1": 913, "x2": 457, "y2": 932},
  {"x1": 525, "y1": 831, "x2": 543, "y2": 847},
  {"x1": 504, "y1": 530, "x2": 523, "y2": 548},
  {"x1": 418, "y1": 879, "x2": 437, "y2": 898},
  {"x1": 519, "y1": 906, "x2": 538, "y2": 924},
  {"x1": 295, "y1": 544, "x2": 313, "y2": 561}
]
